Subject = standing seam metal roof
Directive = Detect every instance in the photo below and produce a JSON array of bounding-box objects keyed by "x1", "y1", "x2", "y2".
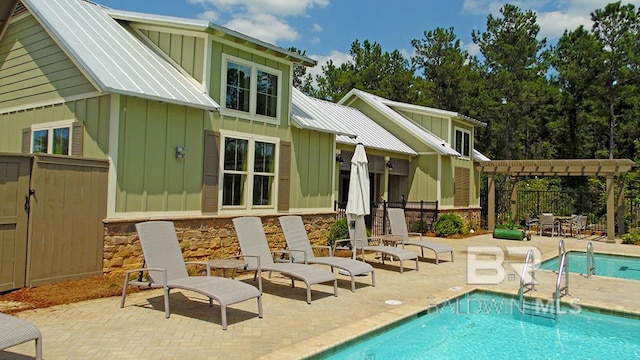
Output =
[
  {"x1": 340, "y1": 89, "x2": 461, "y2": 157},
  {"x1": 23, "y1": 0, "x2": 219, "y2": 111},
  {"x1": 291, "y1": 88, "x2": 417, "y2": 156}
]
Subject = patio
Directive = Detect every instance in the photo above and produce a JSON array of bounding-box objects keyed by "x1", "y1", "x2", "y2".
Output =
[{"x1": 2, "y1": 233, "x2": 640, "y2": 360}]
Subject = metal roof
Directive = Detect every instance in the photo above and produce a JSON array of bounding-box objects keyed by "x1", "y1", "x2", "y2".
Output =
[
  {"x1": 339, "y1": 89, "x2": 461, "y2": 157},
  {"x1": 291, "y1": 88, "x2": 417, "y2": 156},
  {"x1": 477, "y1": 159, "x2": 636, "y2": 176},
  {"x1": 23, "y1": 0, "x2": 219, "y2": 111},
  {"x1": 473, "y1": 149, "x2": 491, "y2": 162},
  {"x1": 378, "y1": 97, "x2": 487, "y2": 127},
  {"x1": 106, "y1": 9, "x2": 317, "y2": 67}
]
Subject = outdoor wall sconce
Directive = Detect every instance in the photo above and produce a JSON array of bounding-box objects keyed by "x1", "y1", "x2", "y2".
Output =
[
  {"x1": 336, "y1": 154, "x2": 344, "y2": 163},
  {"x1": 175, "y1": 146, "x2": 185, "y2": 159},
  {"x1": 385, "y1": 160, "x2": 393, "y2": 170}
]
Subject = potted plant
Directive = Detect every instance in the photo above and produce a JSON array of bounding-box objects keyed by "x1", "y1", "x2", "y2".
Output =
[{"x1": 493, "y1": 213, "x2": 527, "y2": 241}]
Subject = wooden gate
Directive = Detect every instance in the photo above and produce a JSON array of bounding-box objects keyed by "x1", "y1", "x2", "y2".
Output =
[
  {"x1": 0, "y1": 154, "x2": 31, "y2": 291},
  {"x1": 0, "y1": 154, "x2": 108, "y2": 290}
]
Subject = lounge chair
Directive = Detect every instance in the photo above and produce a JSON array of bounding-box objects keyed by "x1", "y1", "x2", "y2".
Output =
[
  {"x1": 387, "y1": 208, "x2": 454, "y2": 264},
  {"x1": 121, "y1": 221, "x2": 263, "y2": 330},
  {"x1": 233, "y1": 217, "x2": 338, "y2": 304},
  {"x1": 334, "y1": 215, "x2": 419, "y2": 273},
  {"x1": 0, "y1": 313, "x2": 42, "y2": 360},
  {"x1": 278, "y1": 215, "x2": 375, "y2": 292}
]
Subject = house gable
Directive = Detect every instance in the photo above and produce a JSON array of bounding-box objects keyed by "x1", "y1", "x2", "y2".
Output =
[{"x1": 0, "y1": 14, "x2": 96, "y2": 111}]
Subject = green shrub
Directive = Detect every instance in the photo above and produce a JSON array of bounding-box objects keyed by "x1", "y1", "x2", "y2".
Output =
[
  {"x1": 328, "y1": 218, "x2": 349, "y2": 247},
  {"x1": 433, "y1": 214, "x2": 466, "y2": 237},
  {"x1": 410, "y1": 220, "x2": 430, "y2": 234},
  {"x1": 622, "y1": 228, "x2": 640, "y2": 245}
]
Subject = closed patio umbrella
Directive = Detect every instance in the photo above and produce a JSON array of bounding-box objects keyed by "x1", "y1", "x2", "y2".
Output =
[
  {"x1": 346, "y1": 143, "x2": 370, "y2": 217},
  {"x1": 345, "y1": 143, "x2": 370, "y2": 260}
]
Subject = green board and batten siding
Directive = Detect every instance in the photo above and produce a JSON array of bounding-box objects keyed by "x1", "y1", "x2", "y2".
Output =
[
  {"x1": 139, "y1": 29, "x2": 205, "y2": 83},
  {"x1": 0, "y1": 15, "x2": 95, "y2": 110},
  {"x1": 116, "y1": 96, "x2": 206, "y2": 212}
]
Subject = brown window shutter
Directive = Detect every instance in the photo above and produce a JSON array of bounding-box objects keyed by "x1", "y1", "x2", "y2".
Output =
[
  {"x1": 454, "y1": 166, "x2": 470, "y2": 207},
  {"x1": 72, "y1": 121, "x2": 84, "y2": 156},
  {"x1": 202, "y1": 130, "x2": 220, "y2": 214},
  {"x1": 278, "y1": 141, "x2": 291, "y2": 212},
  {"x1": 22, "y1": 128, "x2": 31, "y2": 153}
]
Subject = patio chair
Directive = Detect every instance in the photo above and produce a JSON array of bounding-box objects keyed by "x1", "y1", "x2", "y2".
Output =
[
  {"x1": 387, "y1": 208, "x2": 454, "y2": 264},
  {"x1": 232, "y1": 217, "x2": 338, "y2": 304},
  {"x1": 570, "y1": 215, "x2": 587, "y2": 238},
  {"x1": 523, "y1": 214, "x2": 538, "y2": 240},
  {"x1": 0, "y1": 313, "x2": 42, "y2": 360},
  {"x1": 120, "y1": 221, "x2": 263, "y2": 330},
  {"x1": 538, "y1": 213, "x2": 559, "y2": 237},
  {"x1": 334, "y1": 215, "x2": 419, "y2": 273},
  {"x1": 278, "y1": 215, "x2": 375, "y2": 292}
]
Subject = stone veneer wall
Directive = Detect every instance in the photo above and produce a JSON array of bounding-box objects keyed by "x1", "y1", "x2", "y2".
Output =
[
  {"x1": 103, "y1": 213, "x2": 337, "y2": 276},
  {"x1": 437, "y1": 208, "x2": 482, "y2": 230}
]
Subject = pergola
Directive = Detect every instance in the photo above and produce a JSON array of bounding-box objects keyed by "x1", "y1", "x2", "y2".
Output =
[{"x1": 476, "y1": 159, "x2": 636, "y2": 242}]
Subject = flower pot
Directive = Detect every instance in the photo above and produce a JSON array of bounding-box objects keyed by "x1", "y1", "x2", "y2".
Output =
[{"x1": 493, "y1": 228, "x2": 526, "y2": 241}]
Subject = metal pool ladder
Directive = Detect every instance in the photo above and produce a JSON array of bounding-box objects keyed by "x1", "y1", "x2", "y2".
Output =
[
  {"x1": 585, "y1": 242, "x2": 596, "y2": 278},
  {"x1": 519, "y1": 249, "x2": 545, "y2": 318},
  {"x1": 554, "y1": 239, "x2": 570, "y2": 317}
]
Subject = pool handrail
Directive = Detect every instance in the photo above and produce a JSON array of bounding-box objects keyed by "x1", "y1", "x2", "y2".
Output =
[
  {"x1": 586, "y1": 242, "x2": 596, "y2": 278},
  {"x1": 518, "y1": 249, "x2": 536, "y2": 306},
  {"x1": 554, "y1": 240, "x2": 569, "y2": 314}
]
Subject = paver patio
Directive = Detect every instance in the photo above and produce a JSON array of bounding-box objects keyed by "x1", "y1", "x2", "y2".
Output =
[{"x1": 2, "y1": 233, "x2": 640, "y2": 359}]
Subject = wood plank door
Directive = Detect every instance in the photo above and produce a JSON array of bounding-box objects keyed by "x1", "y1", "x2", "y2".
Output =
[{"x1": 0, "y1": 154, "x2": 31, "y2": 292}]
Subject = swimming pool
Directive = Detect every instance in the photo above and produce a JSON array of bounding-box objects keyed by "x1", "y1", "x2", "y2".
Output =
[
  {"x1": 540, "y1": 251, "x2": 640, "y2": 280},
  {"x1": 320, "y1": 291, "x2": 640, "y2": 359}
]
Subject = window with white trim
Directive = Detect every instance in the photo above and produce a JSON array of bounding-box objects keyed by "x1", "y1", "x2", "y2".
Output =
[
  {"x1": 31, "y1": 120, "x2": 74, "y2": 155},
  {"x1": 454, "y1": 127, "x2": 471, "y2": 158},
  {"x1": 221, "y1": 134, "x2": 278, "y2": 209},
  {"x1": 222, "y1": 55, "x2": 281, "y2": 122}
]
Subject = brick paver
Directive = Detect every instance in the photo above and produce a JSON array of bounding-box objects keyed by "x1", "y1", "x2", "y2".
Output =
[{"x1": 2, "y1": 234, "x2": 640, "y2": 359}]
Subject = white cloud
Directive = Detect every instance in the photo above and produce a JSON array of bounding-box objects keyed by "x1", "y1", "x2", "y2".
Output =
[
  {"x1": 462, "y1": 0, "x2": 640, "y2": 41},
  {"x1": 463, "y1": 41, "x2": 481, "y2": 57},
  {"x1": 224, "y1": 14, "x2": 300, "y2": 43},
  {"x1": 189, "y1": 0, "x2": 330, "y2": 45},
  {"x1": 310, "y1": 37, "x2": 320, "y2": 45},
  {"x1": 306, "y1": 50, "x2": 351, "y2": 82},
  {"x1": 189, "y1": 0, "x2": 328, "y2": 16},
  {"x1": 196, "y1": 10, "x2": 219, "y2": 22}
]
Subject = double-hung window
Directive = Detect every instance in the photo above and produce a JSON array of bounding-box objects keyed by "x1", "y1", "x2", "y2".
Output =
[
  {"x1": 221, "y1": 133, "x2": 278, "y2": 210},
  {"x1": 222, "y1": 55, "x2": 281, "y2": 122},
  {"x1": 454, "y1": 127, "x2": 471, "y2": 158},
  {"x1": 31, "y1": 120, "x2": 74, "y2": 155}
]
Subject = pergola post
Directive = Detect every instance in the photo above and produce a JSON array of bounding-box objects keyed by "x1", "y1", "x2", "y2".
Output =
[
  {"x1": 488, "y1": 174, "x2": 496, "y2": 231},
  {"x1": 606, "y1": 175, "x2": 615, "y2": 243},
  {"x1": 510, "y1": 177, "x2": 518, "y2": 222},
  {"x1": 617, "y1": 177, "x2": 626, "y2": 237}
]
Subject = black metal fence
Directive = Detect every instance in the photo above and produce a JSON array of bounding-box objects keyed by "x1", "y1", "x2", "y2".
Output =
[
  {"x1": 481, "y1": 188, "x2": 640, "y2": 235},
  {"x1": 335, "y1": 200, "x2": 439, "y2": 236}
]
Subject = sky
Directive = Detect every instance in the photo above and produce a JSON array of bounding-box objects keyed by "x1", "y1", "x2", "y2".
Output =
[{"x1": 95, "y1": 0, "x2": 640, "y2": 79}]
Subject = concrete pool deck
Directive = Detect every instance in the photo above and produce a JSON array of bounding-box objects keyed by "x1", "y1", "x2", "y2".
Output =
[{"x1": 2, "y1": 233, "x2": 640, "y2": 359}]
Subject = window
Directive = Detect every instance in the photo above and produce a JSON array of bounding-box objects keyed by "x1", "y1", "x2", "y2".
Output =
[
  {"x1": 31, "y1": 121, "x2": 73, "y2": 155},
  {"x1": 454, "y1": 128, "x2": 471, "y2": 158},
  {"x1": 221, "y1": 134, "x2": 277, "y2": 209},
  {"x1": 222, "y1": 55, "x2": 281, "y2": 122}
]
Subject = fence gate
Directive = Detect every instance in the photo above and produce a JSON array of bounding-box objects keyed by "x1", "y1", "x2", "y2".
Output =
[
  {"x1": 0, "y1": 155, "x2": 31, "y2": 292},
  {"x1": 0, "y1": 154, "x2": 108, "y2": 291}
]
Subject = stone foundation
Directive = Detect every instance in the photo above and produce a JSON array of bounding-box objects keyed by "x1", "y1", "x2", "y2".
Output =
[
  {"x1": 437, "y1": 208, "x2": 482, "y2": 231},
  {"x1": 103, "y1": 213, "x2": 337, "y2": 276}
]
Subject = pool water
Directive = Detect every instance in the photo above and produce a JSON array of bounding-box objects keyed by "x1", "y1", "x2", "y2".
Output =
[
  {"x1": 322, "y1": 292, "x2": 640, "y2": 359},
  {"x1": 540, "y1": 252, "x2": 640, "y2": 280}
]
